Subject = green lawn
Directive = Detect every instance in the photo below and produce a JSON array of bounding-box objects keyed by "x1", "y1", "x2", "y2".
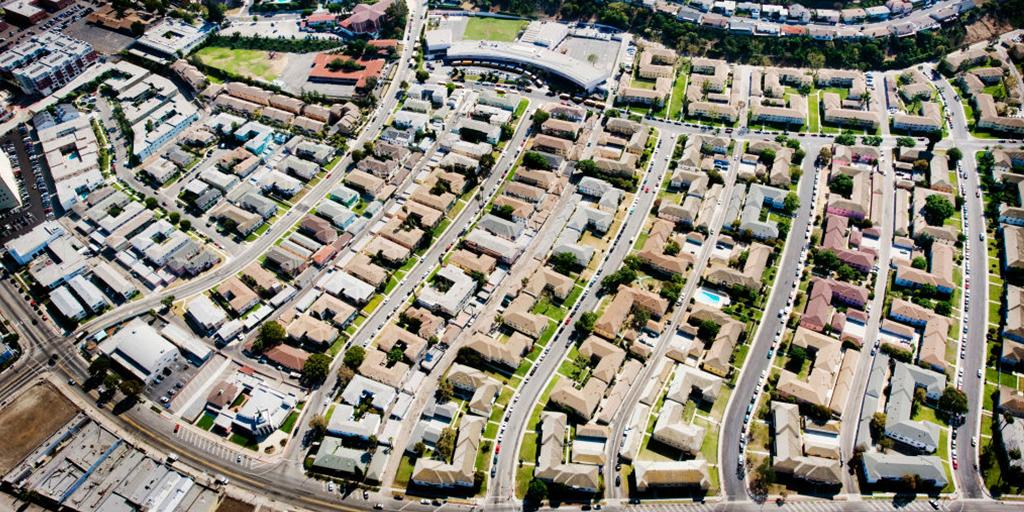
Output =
[
  {"x1": 668, "y1": 73, "x2": 688, "y2": 119},
  {"x1": 196, "y1": 412, "x2": 215, "y2": 431},
  {"x1": 194, "y1": 47, "x2": 282, "y2": 82},
  {"x1": 463, "y1": 17, "x2": 528, "y2": 42},
  {"x1": 280, "y1": 411, "x2": 299, "y2": 434}
]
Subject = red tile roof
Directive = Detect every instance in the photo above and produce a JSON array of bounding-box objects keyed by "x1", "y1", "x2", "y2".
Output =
[{"x1": 308, "y1": 53, "x2": 385, "y2": 88}]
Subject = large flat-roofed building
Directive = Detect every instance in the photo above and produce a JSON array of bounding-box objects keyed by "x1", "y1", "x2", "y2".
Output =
[
  {"x1": 4, "y1": 220, "x2": 64, "y2": 265},
  {"x1": 0, "y1": 32, "x2": 98, "y2": 95},
  {"x1": 132, "y1": 19, "x2": 214, "y2": 61},
  {"x1": 99, "y1": 318, "x2": 181, "y2": 383},
  {"x1": 2, "y1": 0, "x2": 45, "y2": 26},
  {"x1": 444, "y1": 40, "x2": 609, "y2": 92},
  {"x1": 33, "y1": 105, "x2": 103, "y2": 210},
  {"x1": 0, "y1": 150, "x2": 19, "y2": 211}
]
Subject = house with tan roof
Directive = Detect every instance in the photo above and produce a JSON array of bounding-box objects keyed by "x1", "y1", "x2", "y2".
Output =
[
  {"x1": 775, "y1": 327, "x2": 854, "y2": 414},
  {"x1": 703, "y1": 242, "x2": 772, "y2": 292},
  {"x1": 449, "y1": 248, "x2": 497, "y2": 276},
  {"x1": 462, "y1": 331, "x2": 534, "y2": 371},
  {"x1": 287, "y1": 313, "x2": 339, "y2": 347},
  {"x1": 593, "y1": 285, "x2": 669, "y2": 340},
  {"x1": 377, "y1": 324, "x2": 427, "y2": 363},
  {"x1": 1004, "y1": 285, "x2": 1024, "y2": 343},
  {"x1": 687, "y1": 305, "x2": 744, "y2": 377},
  {"x1": 216, "y1": 276, "x2": 259, "y2": 316},
  {"x1": 345, "y1": 252, "x2": 388, "y2": 288},
  {"x1": 771, "y1": 401, "x2": 843, "y2": 485},
  {"x1": 536, "y1": 412, "x2": 600, "y2": 492},
  {"x1": 358, "y1": 348, "x2": 408, "y2": 388},
  {"x1": 411, "y1": 415, "x2": 484, "y2": 488},
  {"x1": 503, "y1": 293, "x2": 550, "y2": 339},
  {"x1": 549, "y1": 378, "x2": 607, "y2": 422},
  {"x1": 308, "y1": 293, "x2": 357, "y2": 328},
  {"x1": 633, "y1": 460, "x2": 711, "y2": 491},
  {"x1": 636, "y1": 219, "x2": 694, "y2": 276}
]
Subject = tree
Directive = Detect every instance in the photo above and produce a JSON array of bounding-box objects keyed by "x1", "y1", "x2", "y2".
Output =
[
  {"x1": 381, "y1": 0, "x2": 408, "y2": 39},
  {"x1": 576, "y1": 311, "x2": 598, "y2": 334},
  {"x1": 302, "y1": 353, "x2": 331, "y2": 384},
  {"x1": 204, "y1": 0, "x2": 225, "y2": 23},
  {"x1": 601, "y1": 267, "x2": 636, "y2": 292},
  {"x1": 526, "y1": 478, "x2": 548, "y2": 503},
  {"x1": 947, "y1": 147, "x2": 962, "y2": 163},
  {"x1": 922, "y1": 194, "x2": 955, "y2": 226},
  {"x1": 939, "y1": 386, "x2": 968, "y2": 416},
  {"x1": 344, "y1": 346, "x2": 366, "y2": 369},
  {"x1": 479, "y1": 152, "x2": 495, "y2": 171},
  {"x1": 436, "y1": 378, "x2": 454, "y2": 402},
  {"x1": 415, "y1": 69, "x2": 429, "y2": 82},
  {"x1": 130, "y1": 20, "x2": 146, "y2": 37},
  {"x1": 870, "y1": 412, "x2": 887, "y2": 441},
  {"x1": 412, "y1": 441, "x2": 427, "y2": 458},
  {"x1": 144, "y1": 197, "x2": 158, "y2": 209},
  {"x1": 830, "y1": 174, "x2": 854, "y2": 197},
  {"x1": 179, "y1": 219, "x2": 191, "y2": 231},
  {"x1": 119, "y1": 379, "x2": 143, "y2": 398},
  {"x1": 253, "y1": 321, "x2": 285, "y2": 353},
  {"x1": 551, "y1": 252, "x2": 579, "y2": 276},
  {"x1": 532, "y1": 109, "x2": 550, "y2": 129},
  {"x1": 308, "y1": 414, "x2": 328, "y2": 437},
  {"x1": 386, "y1": 347, "x2": 404, "y2": 365},
  {"x1": 818, "y1": 146, "x2": 832, "y2": 166},
  {"x1": 168, "y1": 211, "x2": 180, "y2": 225},
  {"x1": 88, "y1": 355, "x2": 111, "y2": 378},
  {"x1": 835, "y1": 133, "x2": 857, "y2": 146},
  {"x1": 436, "y1": 427, "x2": 456, "y2": 461},
  {"x1": 935, "y1": 301, "x2": 952, "y2": 316},
  {"x1": 897, "y1": 136, "x2": 917, "y2": 148},
  {"x1": 783, "y1": 191, "x2": 800, "y2": 213},
  {"x1": 523, "y1": 151, "x2": 549, "y2": 170},
  {"x1": 102, "y1": 372, "x2": 121, "y2": 395},
  {"x1": 337, "y1": 366, "x2": 355, "y2": 388},
  {"x1": 664, "y1": 239, "x2": 681, "y2": 256},
  {"x1": 911, "y1": 256, "x2": 928, "y2": 270},
  {"x1": 500, "y1": 123, "x2": 514, "y2": 141},
  {"x1": 694, "y1": 318, "x2": 720, "y2": 341}
]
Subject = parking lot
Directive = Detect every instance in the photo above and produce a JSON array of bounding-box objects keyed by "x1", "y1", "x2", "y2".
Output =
[
  {"x1": 0, "y1": 127, "x2": 50, "y2": 245},
  {"x1": 0, "y1": 1, "x2": 96, "y2": 53}
]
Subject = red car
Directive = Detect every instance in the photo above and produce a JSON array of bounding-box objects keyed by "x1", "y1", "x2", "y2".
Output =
[
  {"x1": 953, "y1": 460, "x2": 958, "y2": 470},
  {"x1": 495, "y1": 444, "x2": 501, "y2": 454},
  {"x1": 174, "y1": 424, "x2": 180, "y2": 434}
]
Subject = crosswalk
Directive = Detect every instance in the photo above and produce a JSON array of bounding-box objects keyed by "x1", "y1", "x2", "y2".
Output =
[
  {"x1": 631, "y1": 499, "x2": 941, "y2": 512},
  {"x1": 175, "y1": 426, "x2": 268, "y2": 470}
]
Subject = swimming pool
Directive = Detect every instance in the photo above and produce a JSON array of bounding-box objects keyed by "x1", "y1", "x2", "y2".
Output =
[{"x1": 696, "y1": 287, "x2": 731, "y2": 308}]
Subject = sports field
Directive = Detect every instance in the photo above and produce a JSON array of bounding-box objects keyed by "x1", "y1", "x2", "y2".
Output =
[
  {"x1": 463, "y1": 17, "x2": 528, "y2": 42},
  {"x1": 194, "y1": 47, "x2": 287, "y2": 82}
]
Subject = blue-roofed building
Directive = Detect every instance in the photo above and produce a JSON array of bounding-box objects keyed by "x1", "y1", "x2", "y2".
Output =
[
  {"x1": 330, "y1": 185, "x2": 360, "y2": 207},
  {"x1": 234, "y1": 121, "x2": 276, "y2": 156}
]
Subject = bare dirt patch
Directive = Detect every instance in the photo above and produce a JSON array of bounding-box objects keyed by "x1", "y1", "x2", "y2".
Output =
[
  {"x1": 215, "y1": 497, "x2": 256, "y2": 512},
  {"x1": 0, "y1": 383, "x2": 79, "y2": 473},
  {"x1": 965, "y1": 15, "x2": 1013, "y2": 45}
]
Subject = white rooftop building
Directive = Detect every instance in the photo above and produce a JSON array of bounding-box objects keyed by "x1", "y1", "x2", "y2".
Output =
[{"x1": 99, "y1": 318, "x2": 180, "y2": 383}]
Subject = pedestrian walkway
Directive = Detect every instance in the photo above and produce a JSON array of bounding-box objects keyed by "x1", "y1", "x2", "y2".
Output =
[
  {"x1": 175, "y1": 425, "x2": 270, "y2": 470},
  {"x1": 630, "y1": 498, "x2": 940, "y2": 512}
]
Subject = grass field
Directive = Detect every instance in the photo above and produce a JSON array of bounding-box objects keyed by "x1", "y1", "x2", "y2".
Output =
[
  {"x1": 194, "y1": 47, "x2": 285, "y2": 82},
  {"x1": 463, "y1": 17, "x2": 528, "y2": 42}
]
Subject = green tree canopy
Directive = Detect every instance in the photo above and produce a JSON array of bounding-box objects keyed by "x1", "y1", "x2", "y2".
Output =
[
  {"x1": 922, "y1": 194, "x2": 955, "y2": 226},
  {"x1": 343, "y1": 346, "x2": 366, "y2": 369},
  {"x1": 302, "y1": 353, "x2": 332, "y2": 384}
]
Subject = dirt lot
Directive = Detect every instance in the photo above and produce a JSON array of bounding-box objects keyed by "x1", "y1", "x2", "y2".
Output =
[
  {"x1": 0, "y1": 383, "x2": 79, "y2": 473},
  {"x1": 965, "y1": 15, "x2": 1013, "y2": 45},
  {"x1": 215, "y1": 497, "x2": 256, "y2": 512}
]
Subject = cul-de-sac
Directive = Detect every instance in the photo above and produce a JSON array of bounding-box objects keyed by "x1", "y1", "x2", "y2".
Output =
[{"x1": 0, "y1": 0, "x2": 1022, "y2": 511}]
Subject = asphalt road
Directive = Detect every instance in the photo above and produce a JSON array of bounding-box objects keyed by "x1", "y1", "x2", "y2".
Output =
[
  {"x1": 487, "y1": 129, "x2": 676, "y2": 505},
  {"x1": 718, "y1": 140, "x2": 823, "y2": 500},
  {"x1": 602, "y1": 137, "x2": 745, "y2": 500}
]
